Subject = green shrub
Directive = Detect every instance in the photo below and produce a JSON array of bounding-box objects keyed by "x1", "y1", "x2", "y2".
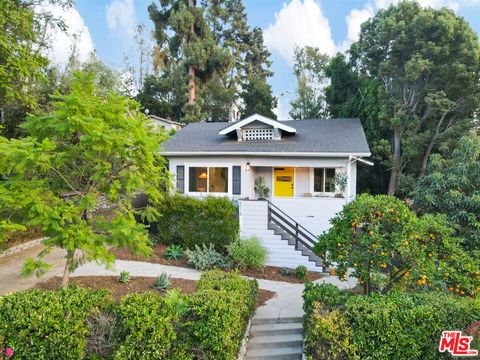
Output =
[
  {"x1": 0, "y1": 286, "x2": 111, "y2": 359},
  {"x1": 304, "y1": 302, "x2": 358, "y2": 360},
  {"x1": 295, "y1": 265, "x2": 308, "y2": 281},
  {"x1": 185, "y1": 244, "x2": 224, "y2": 270},
  {"x1": 197, "y1": 269, "x2": 258, "y2": 315},
  {"x1": 118, "y1": 271, "x2": 130, "y2": 283},
  {"x1": 226, "y1": 236, "x2": 268, "y2": 270},
  {"x1": 303, "y1": 283, "x2": 351, "y2": 316},
  {"x1": 114, "y1": 291, "x2": 191, "y2": 360},
  {"x1": 280, "y1": 267, "x2": 291, "y2": 276},
  {"x1": 154, "y1": 195, "x2": 239, "y2": 250},
  {"x1": 303, "y1": 284, "x2": 480, "y2": 360},
  {"x1": 187, "y1": 270, "x2": 258, "y2": 360},
  {"x1": 153, "y1": 273, "x2": 172, "y2": 291},
  {"x1": 165, "y1": 244, "x2": 183, "y2": 260}
]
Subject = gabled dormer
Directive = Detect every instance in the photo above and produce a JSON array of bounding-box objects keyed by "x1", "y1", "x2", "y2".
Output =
[{"x1": 218, "y1": 114, "x2": 296, "y2": 142}]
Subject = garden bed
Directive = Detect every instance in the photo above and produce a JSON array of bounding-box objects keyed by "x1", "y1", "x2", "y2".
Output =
[
  {"x1": 37, "y1": 275, "x2": 275, "y2": 306},
  {"x1": 110, "y1": 244, "x2": 323, "y2": 284},
  {"x1": 1, "y1": 226, "x2": 43, "y2": 252}
]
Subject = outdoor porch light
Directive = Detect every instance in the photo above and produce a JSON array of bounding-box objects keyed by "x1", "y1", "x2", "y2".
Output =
[{"x1": 245, "y1": 162, "x2": 251, "y2": 171}]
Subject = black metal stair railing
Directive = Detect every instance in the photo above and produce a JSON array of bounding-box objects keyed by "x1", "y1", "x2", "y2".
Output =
[{"x1": 266, "y1": 200, "x2": 318, "y2": 253}]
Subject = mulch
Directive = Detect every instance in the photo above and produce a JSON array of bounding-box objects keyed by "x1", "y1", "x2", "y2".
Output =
[
  {"x1": 36, "y1": 275, "x2": 275, "y2": 307},
  {"x1": 110, "y1": 244, "x2": 323, "y2": 284},
  {"x1": 1, "y1": 226, "x2": 43, "y2": 251}
]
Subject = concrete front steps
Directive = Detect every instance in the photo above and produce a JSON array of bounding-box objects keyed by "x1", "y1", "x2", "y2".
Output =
[
  {"x1": 245, "y1": 317, "x2": 304, "y2": 360},
  {"x1": 240, "y1": 200, "x2": 322, "y2": 272}
]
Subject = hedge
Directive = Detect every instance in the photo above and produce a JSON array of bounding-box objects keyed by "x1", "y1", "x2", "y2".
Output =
[
  {"x1": 0, "y1": 286, "x2": 111, "y2": 360},
  {"x1": 113, "y1": 291, "x2": 191, "y2": 360},
  {"x1": 303, "y1": 284, "x2": 480, "y2": 360},
  {"x1": 187, "y1": 270, "x2": 258, "y2": 360},
  {"x1": 153, "y1": 195, "x2": 239, "y2": 251},
  {"x1": 0, "y1": 271, "x2": 257, "y2": 360}
]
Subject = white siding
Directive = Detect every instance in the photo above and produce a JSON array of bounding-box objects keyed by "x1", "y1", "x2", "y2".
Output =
[
  {"x1": 271, "y1": 197, "x2": 346, "y2": 236},
  {"x1": 167, "y1": 155, "x2": 357, "y2": 199},
  {"x1": 294, "y1": 167, "x2": 310, "y2": 196}
]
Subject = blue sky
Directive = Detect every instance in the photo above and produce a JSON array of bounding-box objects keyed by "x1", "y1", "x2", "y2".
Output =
[{"x1": 54, "y1": 0, "x2": 480, "y2": 118}]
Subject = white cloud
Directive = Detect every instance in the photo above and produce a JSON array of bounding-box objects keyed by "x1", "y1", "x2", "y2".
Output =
[
  {"x1": 346, "y1": 6, "x2": 374, "y2": 43},
  {"x1": 106, "y1": 0, "x2": 136, "y2": 38},
  {"x1": 264, "y1": 0, "x2": 336, "y2": 66},
  {"x1": 42, "y1": 4, "x2": 95, "y2": 67}
]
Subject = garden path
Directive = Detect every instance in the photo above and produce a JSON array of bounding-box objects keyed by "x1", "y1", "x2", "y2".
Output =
[{"x1": 0, "y1": 244, "x2": 66, "y2": 295}]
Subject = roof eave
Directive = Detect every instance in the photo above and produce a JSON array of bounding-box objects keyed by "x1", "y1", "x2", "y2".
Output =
[{"x1": 162, "y1": 151, "x2": 372, "y2": 158}]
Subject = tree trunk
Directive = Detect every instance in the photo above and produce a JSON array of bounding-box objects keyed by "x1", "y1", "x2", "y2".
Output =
[
  {"x1": 61, "y1": 249, "x2": 75, "y2": 289},
  {"x1": 420, "y1": 134, "x2": 438, "y2": 176},
  {"x1": 188, "y1": 0, "x2": 196, "y2": 105},
  {"x1": 387, "y1": 126, "x2": 402, "y2": 195}
]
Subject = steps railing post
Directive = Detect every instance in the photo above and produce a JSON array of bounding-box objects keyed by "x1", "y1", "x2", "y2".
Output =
[{"x1": 295, "y1": 223, "x2": 299, "y2": 250}]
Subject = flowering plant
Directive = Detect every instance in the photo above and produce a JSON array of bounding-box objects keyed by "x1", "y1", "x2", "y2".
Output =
[{"x1": 466, "y1": 321, "x2": 480, "y2": 349}]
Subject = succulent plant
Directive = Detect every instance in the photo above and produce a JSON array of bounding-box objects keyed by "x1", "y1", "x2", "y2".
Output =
[
  {"x1": 118, "y1": 271, "x2": 130, "y2": 283},
  {"x1": 280, "y1": 267, "x2": 291, "y2": 276},
  {"x1": 153, "y1": 272, "x2": 171, "y2": 291},
  {"x1": 165, "y1": 244, "x2": 183, "y2": 260}
]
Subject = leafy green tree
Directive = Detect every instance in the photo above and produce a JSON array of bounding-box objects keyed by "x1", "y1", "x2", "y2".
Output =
[
  {"x1": 0, "y1": 72, "x2": 169, "y2": 288},
  {"x1": 315, "y1": 194, "x2": 479, "y2": 296},
  {"x1": 289, "y1": 46, "x2": 329, "y2": 119},
  {"x1": 0, "y1": 0, "x2": 72, "y2": 138},
  {"x1": 412, "y1": 133, "x2": 480, "y2": 251},
  {"x1": 328, "y1": 2, "x2": 480, "y2": 195},
  {"x1": 325, "y1": 53, "x2": 390, "y2": 194}
]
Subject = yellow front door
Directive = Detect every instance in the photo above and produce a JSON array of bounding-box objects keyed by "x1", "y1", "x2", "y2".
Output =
[{"x1": 274, "y1": 167, "x2": 294, "y2": 197}]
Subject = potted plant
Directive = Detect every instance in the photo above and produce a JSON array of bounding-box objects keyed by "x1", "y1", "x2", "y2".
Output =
[
  {"x1": 333, "y1": 172, "x2": 348, "y2": 198},
  {"x1": 254, "y1": 176, "x2": 270, "y2": 200}
]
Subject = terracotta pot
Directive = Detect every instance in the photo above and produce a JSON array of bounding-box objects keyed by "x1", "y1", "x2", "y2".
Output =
[{"x1": 329, "y1": 267, "x2": 336, "y2": 276}]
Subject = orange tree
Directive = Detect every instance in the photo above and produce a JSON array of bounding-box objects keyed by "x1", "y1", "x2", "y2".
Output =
[{"x1": 314, "y1": 194, "x2": 479, "y2": 296}]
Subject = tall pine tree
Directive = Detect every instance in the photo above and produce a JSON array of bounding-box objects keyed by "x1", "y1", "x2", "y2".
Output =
[{"x1": 140, "y1": 0, "x2": 275, "y2": 122}]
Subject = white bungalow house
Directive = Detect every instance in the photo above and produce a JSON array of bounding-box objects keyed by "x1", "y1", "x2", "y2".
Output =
[{"x1": 162, "y1": 114, "x2": 371, "y2": 271}]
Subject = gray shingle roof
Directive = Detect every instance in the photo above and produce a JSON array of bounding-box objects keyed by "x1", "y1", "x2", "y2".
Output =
[{"x1": 163, "y1": 118, "x2": 371, "y2": 155}]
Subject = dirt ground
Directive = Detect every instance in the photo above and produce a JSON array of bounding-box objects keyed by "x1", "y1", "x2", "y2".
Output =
[
  {"x1": 0, "y1": 244, "x2": 66, "y2": 295},
  {"x1": 36, "y1": 275, "x2": 276, "y2": 306},
  {"x1": 111, "y1": 244, "x2": 323, "y2": 284}
]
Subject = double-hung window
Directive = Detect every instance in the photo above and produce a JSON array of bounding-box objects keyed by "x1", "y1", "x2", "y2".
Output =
[
  {"x1": 189, "y1": 167, "x2": 228, "y2": 193},
  {"x1": 313, "y1": 168, "x2": 335, "y2": 193}
]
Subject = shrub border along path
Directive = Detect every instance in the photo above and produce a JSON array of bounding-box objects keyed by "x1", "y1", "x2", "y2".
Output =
[{"x1": 71, "y1": 259, "x2": 358, "y2": 319}]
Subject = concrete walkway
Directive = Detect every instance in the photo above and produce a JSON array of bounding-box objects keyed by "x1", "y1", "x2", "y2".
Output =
[{"x1": 0, "y1": 244, "x2": 66, "y2": 295}]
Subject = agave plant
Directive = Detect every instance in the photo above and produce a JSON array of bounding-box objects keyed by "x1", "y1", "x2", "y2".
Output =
[
  {"x1": 280, "y1": 267, "x2": 291, "y2": 276},
  {"x1": 165, "y1": 245, "x2": 183, "y2": 260},
  {"x1": 118, "y1": 271, "x2": 130, "y2": 283},
  {"x1": 153, "y1": 272, "x2": 171, "y2": 291}
]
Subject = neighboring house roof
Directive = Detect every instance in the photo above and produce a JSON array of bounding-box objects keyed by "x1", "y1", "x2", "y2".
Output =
[
  {"x1": 148, "y1": 115, "x2": 185, "y2": 127},
  {"x1": 163, "y1": 118, "x2": 371, "y2": 156},
  {"x1": 219, "y1": 114, "x2": 296, "y2": 135}
]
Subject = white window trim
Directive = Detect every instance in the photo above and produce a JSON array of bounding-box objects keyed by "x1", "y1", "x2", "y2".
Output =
[
  {"x1": 185, "y1": 163, "x2": 232, "y2": 196},
  {"x1": 309, "y1": 168, "x2": 336, "y2": 196}
]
